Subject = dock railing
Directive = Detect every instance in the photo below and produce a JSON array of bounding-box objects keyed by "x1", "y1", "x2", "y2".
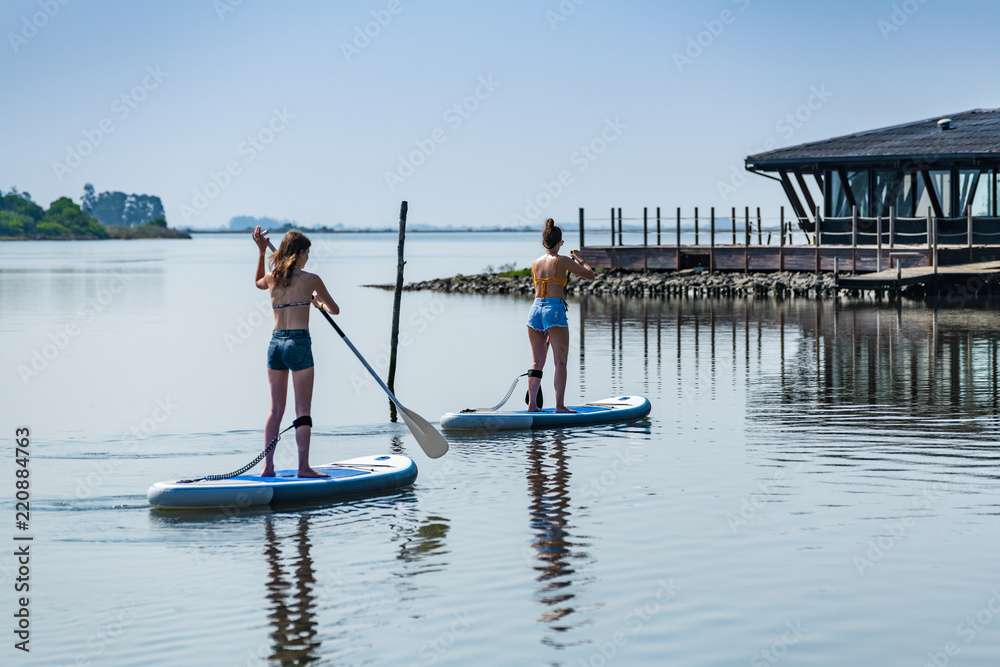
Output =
[{"x1": 577, "y1": 206, "x2": 1000, "y2": 273}]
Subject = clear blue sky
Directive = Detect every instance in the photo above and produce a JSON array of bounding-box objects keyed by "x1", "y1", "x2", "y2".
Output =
[{"x1": 2, "y1": 0, "x2": 997, "y2": 229}]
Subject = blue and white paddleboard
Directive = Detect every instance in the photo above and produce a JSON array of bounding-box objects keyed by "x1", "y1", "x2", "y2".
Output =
[
  {"x1": 440, "y1": 395, "x2": 651, "y2": 431},
  {"x1": 147, "y1": 454, "x2": 417, "y2": 509}
]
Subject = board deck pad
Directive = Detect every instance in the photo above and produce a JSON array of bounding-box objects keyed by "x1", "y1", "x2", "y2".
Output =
[
  {"x1": 148, "y1": 454, "x2": 417, "y2": 509},
  {"x1": 440, "y1": 395, "x2": 651, "y2": 431}
]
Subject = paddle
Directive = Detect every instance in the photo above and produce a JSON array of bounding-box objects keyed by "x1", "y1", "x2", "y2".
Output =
[{"x1": 263, "y1": 234, "x2": 448, "y2": 459}]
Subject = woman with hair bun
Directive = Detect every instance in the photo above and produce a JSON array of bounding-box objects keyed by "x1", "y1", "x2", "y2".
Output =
[
  {"x1": 525, "y1": 218, "x2": 595, "y2": 412},
  {"x1": 251, "y1": 225, "x2": 339, "y2": 477}
]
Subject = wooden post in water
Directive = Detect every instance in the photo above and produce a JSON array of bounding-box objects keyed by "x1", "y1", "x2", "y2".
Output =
[
  {"x1": 851, "y1": 206, "x2": 859, "y2": 273},
  {"x1": 876, "y1": 213, "x2": 882, "y2": 272},
  {"x1": 643, "y1": 207, "x2": 648, "y2": 247},
  {"x1": 694, "y1": 207, "x2": 699, "y2": 246},
  {"x1": 676, "y1": 207, "x2": 681, "y2": 269},
  {"x1": 815, "y1": 205, "x2": 821, "y2": 273},
  {"x1": 756, "y1": 207, "x2": 762, "y2": 245},
  {"x1": 731, "y1": 207, "x2": 736, "y2": 245},
  {"x1": 779, "y1": 206, "x2": 784, "y2": 271},
  {"x1": 926, "y1": 208, "x2": 932, "y2": 266},
  {"x1": 610, "y1": 207, "x2": 614, "y2": 246},
  {"x1": 968, "y1": 205, "x2": 974, "y2": 261},
  {"x1": 656, "y1": 207, "x2": 661, "y2": 246},
  {"x1": 744, "y1": 207, "x2": 749, "y2": 273},
  {"x1": 579, "y1": 208, "x2": 585, "y2": 249},
  {"x1": 710, "y1": 207, "x2": 715, "y2": 272},
  {"x1": 387, "y1": 200, "x2": 408, "y2": 421},
  {"x1": 617, "y1": 207, "x2": 623, "y2": 246},
  {"x1": 889, "y1": 206, "x2": 896, "y2": 249}
]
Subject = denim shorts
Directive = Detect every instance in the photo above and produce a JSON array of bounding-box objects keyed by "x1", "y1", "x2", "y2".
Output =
[
  {"x1": 526, "y1": 298, "x2": 568, "y2": 331},
  {"x1": 267, "y1": 329, "x2": 314, "y2": 371}
]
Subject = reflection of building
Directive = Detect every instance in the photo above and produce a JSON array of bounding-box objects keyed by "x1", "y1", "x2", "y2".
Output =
[{"x1": 746, "y1": 109, "x2": 1000, "y2": 233}]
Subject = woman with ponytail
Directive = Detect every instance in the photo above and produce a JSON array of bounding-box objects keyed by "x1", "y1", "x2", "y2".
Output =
[
  {"x1": 525, "y1": 218, "x2": 595, "y2": 412},
  {"x1": 251, "y1": 226, "x2": 339, "y2": 477}
]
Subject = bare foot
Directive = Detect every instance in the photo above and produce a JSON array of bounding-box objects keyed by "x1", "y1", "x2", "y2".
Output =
[
  {"x1": 527, "y1": 407, "x2": 540, "y2": 413},
  {"x1": 261, "y1": 467, "x2": 275, "y2": 477},
  {"x1": 298, "y1": 468, "x2": 330, "y2": 478},
  {"x1": 554, "y1": 407, "x2": 577, "y2": 413}
]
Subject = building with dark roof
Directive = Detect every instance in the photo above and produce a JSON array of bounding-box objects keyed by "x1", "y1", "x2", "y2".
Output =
[{"x1": 745, "y1": 109, "x2": 1000, "y2": 230}]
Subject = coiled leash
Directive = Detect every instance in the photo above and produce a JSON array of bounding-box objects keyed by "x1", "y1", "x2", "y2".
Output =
[
  {"x1": 178, "y1": 416, "x2": 312, "y2": 483},
  {"x1": 461, "y1": 370, "x2": 543, "y2": 413}
]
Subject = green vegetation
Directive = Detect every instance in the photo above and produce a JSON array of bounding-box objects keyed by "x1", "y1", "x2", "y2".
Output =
[
  {"x1": 498, "y1": 267, "x2": 531, "y2": 277},
  {"x1": 106, "y1": 218, "x2": 190, "y2": 239},
  {"x1": 0, "y1": 189, "x2": 108, "y2": 239}
]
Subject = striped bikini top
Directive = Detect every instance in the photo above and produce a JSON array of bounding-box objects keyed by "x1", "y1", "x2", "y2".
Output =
[{"x1": 273, "y1": 301, "x2": 310, "y2": 309}]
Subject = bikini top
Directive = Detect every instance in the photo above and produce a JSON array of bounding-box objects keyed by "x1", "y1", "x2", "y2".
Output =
[
  {"x1": 532, "y1": 261, "x2": 569, "y2": 298},
  {"x1": 273, "y1": 301, "x2": 310, "y2": 309}
]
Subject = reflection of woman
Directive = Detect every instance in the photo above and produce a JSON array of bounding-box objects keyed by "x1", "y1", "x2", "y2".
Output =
[
  {"x1": 251, "y1": 226, "x2": 339, "y2": 477},
  {"x1": 526, "y1": 219, "x2": 594, "y2": 412}
]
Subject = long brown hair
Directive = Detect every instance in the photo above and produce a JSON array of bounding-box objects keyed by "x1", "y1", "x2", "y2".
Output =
[
  {"x1": 542, "y1": 218, "x2": 562, "y2": 249},
  {"x1": 269, "y1": 230, "x2": 311, "y2": 287}
]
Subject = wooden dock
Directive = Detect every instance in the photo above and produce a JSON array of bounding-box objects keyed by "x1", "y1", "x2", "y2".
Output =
[
  {"x1": 838, "y1": 259, "x2": 1000, "y2": 290},
  {"x1": 577, "y1": 244, "x2": 1000, "y2": 274}
]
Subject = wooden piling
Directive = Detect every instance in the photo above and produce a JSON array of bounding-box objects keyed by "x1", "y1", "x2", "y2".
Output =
[
  {"x1": 387, "y1": 200, "x2": 408, "y2": 420},
  {"x1": 579, "y1": 208, "x2": 585, "y2": 249}
]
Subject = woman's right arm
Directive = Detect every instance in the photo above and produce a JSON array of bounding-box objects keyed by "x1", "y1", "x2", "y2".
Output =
[
  {"x1": 251, "y1": 226, "x2": 270, "y2": 290},
  {"x1": 565, "y1": 251, "x2": 596, "y2": 280}
]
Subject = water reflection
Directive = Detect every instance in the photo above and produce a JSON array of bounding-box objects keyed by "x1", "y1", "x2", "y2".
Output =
[
  {"x1": 525, "y1": 435, "x2": 590, "y2": 641},
  {"x1": 579, "y1": 294, "x2": 1000, "y2": 476},
  {"x1": 263, "y1": 515, "x2": 322, "y2": 665}
]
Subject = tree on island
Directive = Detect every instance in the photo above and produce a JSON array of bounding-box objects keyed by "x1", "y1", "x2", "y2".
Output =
[
  {"x1": 81, "y1": 183, "x2": 166, "y2": 228},
  {"x1": 0, "y1": 189, "x2": 107, "y2": 238}
]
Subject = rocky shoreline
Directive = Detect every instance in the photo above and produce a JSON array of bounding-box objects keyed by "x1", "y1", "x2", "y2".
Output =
[{"x1": 369, "y1": 268, "x2": 846, "y2": 298}]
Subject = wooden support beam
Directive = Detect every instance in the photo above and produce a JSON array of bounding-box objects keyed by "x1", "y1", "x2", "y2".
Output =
[
  {"x1": 837, "y1": 167, "x2": 857, "y2": 211},
  {"x1": 793, "y1": 169, "x2": 819, "y2": 228},
  {"x1": 779, "y1": 169, "x2": 810, "y2": 230}
]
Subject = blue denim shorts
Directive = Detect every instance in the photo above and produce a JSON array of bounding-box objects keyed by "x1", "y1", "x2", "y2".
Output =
[
  {"x1": 267, "y1": 329, "x2": 314, "y2": 371},
  {"x1": 526, "y1": 298, "x2": 568, "y2": 331}
]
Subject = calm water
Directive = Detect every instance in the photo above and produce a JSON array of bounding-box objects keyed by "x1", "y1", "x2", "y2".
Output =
[{"x1": 2, "y1": 233, "x2": 1000, "y2": 666}]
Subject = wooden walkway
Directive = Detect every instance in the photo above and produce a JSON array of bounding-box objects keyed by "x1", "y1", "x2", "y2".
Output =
[
  {"x1": 837, "y1": 259, "x2": 1000, "y2": 290},
  {"x1": 577, "y1": 245, "x2": 1000, "y2": 275}
]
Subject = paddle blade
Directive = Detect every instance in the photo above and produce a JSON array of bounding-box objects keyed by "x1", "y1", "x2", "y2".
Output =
[{"x1": 396, "y1": 404, "x2": 449, "y2": 459}]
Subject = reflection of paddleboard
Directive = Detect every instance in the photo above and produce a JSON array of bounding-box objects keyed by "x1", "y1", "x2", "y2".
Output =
[
  {"x1": 440, "y1": 395, "x2": 651, "y2": 431},
  {"x1": 147, "y1": 454, "x2": 417, "y2": 509}
]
